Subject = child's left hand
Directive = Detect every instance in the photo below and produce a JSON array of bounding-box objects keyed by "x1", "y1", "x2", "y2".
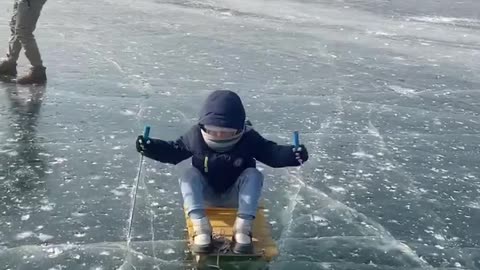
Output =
[{"x1": 293, "y1": 145, "x2": 308, "y2": 164}]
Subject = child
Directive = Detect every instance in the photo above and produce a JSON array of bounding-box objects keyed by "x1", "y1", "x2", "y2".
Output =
[{"x1": 136, "y1": 90, "x2": 308, "y2": 254}]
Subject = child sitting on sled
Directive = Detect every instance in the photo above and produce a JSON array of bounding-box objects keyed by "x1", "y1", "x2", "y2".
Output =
[{"x1": 135, "y1": 90, "x2": 308, "y2": 254}]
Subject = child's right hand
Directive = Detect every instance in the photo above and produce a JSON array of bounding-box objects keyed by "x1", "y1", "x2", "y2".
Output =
[{"x1": 136, "y1": 135, "x2": 151, "y2": 154}]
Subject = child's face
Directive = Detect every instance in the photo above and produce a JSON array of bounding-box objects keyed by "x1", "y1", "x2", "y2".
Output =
[
  {"x1": 204, "y1": 129, "x2": 238, "y2": 140},
  {"x1": 202, "y1": 125, "x2": 240, "y2": 140}
]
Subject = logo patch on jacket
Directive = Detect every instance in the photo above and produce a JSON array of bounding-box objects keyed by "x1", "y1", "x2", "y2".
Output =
[{"x1": 233, "y1": 158, "x2": 243, "y2": 167}]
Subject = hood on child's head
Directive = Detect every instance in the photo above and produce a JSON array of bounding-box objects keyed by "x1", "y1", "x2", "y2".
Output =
[{"x1": 198, "y1": 90, "x2": 246, "y2": 130}]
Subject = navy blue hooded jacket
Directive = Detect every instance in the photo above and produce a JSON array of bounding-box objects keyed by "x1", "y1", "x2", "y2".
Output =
[{"x1": 142, "y1": 90, "x2": 307, "y2": 193}]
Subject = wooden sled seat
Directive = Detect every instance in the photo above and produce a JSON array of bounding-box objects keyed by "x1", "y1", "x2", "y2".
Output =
[{"x1": 184, "y1": 206, "x2": 278, "y2": 268}]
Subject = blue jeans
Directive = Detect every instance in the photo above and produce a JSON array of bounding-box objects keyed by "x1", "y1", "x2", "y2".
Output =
[{"x1": 179, "y1": 167, "x2": 264, "y2": 217}]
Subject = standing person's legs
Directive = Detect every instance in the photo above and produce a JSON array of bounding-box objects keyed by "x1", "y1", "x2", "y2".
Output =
[
  {"x1": 7, "y1": 0, "x2": 21, "y2": 63},
  {"x1": 0, "y1": 0, "x2": 20, "y2": 76},
  {"x1": 14, "y1": 0, "x2": 46, "y2": 68},
  {"x1": 14, "y1": 0, "x2": 48, "y2": 84}
]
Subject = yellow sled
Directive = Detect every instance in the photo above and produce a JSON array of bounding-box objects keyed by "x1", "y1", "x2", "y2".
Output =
[{"x1": 184, "y1": 206, "x2": 278, "y2": 269}]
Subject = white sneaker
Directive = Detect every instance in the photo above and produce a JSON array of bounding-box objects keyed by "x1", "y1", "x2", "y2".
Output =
[
  {"x1": 191, "y1": 217, "x2": 212, "y2": 253},
  {"x1": 233, "y1": 217, "x2": 254, "y2": 254}
]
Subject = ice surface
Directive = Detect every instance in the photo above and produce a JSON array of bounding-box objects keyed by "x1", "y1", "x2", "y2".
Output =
[{"x1": 1, "y1": 0, "x2": 479, "y2": 269}]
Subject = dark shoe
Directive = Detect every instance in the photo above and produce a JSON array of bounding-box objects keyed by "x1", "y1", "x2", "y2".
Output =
[
  {"x1": 0, "y1": 59, "x2": 17, "y2": 77},
  {"x1": 16, "y1": 66, "x2": 47, "y2": 85}
]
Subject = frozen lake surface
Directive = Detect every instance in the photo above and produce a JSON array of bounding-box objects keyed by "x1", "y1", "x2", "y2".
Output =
[{"x1": 0, "y1": 0, "x2": 479, "y2": 269}]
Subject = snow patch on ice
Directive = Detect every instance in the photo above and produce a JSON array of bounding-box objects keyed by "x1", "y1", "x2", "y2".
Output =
[
  {"x1": 352, "y1": 151, "x2": 374, "y2": 159},
  {"x1": 51, "y1": 157, "x2": 68, "y2": 165},
  {"x1": 7, "y1": 150, "x2": 18, "y2": 157},
  {"x1": 311, "y1": 215, "x2": 329, "y2": 226},
  {"x1": 409, "y1": 16, "x2": 480, "y2": 24},
  {"x1": 329, "y1": 186, "x2": 346, "y2": 193},
  {"x1": 467, "y1": 201, "x2": 480, "y2": 209},
  {"x1": 324, "y1": 173, "x2": 334, "y2": 180},
  {"x1": 40, "y1": 203, "x2": 56, "y2": 211},
  {"x1": 15, "y1": 231, "x2": 54, "y2": 241},
  {"x1": 389, "y1": 85, "x2": 417, "y2": 97},
  {"x1": 37, "y1": 233, "x2": 54, "y2": 241},
  {"x1": 120, "y1": 110, "x2": 136, "y2": 116},
  {"x1": 163, "y1": 248, "x2": 175, "y2": 254},
  {"x1": 111, "y1": 189, "x2": 125, "y2": 196},
  {"x1": 46, "y1": 247, "x2": 64, "y2": 258},
  {"x1": 16, "y1": 231, "x2": 34, "y2": 240},
  {"x1": 366, "y1": 30, "x2": 397, "y2": 36}
]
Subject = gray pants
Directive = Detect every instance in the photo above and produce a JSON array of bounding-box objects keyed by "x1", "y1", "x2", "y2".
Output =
[{"x1": 7, "y1": 0, "x2": 47, "y2": 67}]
